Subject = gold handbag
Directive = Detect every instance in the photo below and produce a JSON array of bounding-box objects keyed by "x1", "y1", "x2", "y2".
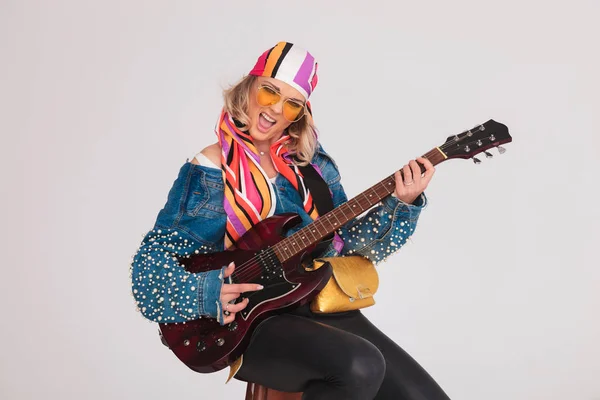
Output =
[{"x1": 308, "y1": 255, "x2": 379, "y2": 313}]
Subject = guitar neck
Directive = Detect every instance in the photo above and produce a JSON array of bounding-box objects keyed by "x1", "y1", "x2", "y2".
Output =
[{"x1": 272, "y1": 147, "x2": 447, "y2": 262}]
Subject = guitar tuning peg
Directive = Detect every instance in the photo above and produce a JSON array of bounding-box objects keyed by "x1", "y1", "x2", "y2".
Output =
[
  {"x1": 484, "y1": 151, "x2": 493, "y2": 158},
  {"x1": 497, "y1": 146, "x2": 506, "y2": 154},
  {"x1": 472, "y1": 157, "x2": 482, "y2": 164}
]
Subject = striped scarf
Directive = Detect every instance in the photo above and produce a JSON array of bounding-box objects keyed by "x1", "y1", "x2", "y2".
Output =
[{"x1": 217, "y1": 110, "x2": 319, "y2": 249}]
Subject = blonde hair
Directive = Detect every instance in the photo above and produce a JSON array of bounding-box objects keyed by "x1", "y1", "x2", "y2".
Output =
[{"x1": 222, "y1": 75, "x2": 318, "y2": 166}]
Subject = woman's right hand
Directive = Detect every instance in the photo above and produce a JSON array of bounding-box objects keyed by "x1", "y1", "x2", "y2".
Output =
[{"x1": 220, "y1": 262, "x2": 264, "y2": 324}]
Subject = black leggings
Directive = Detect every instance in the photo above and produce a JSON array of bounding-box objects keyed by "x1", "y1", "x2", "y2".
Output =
[{"x1": 235, "y1": 305, "x2": 451, "y2": 400}]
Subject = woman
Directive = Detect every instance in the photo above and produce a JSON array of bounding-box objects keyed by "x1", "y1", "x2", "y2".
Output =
[{"x1": 131, "y1": 41, "x2": 449, "y2": 400}]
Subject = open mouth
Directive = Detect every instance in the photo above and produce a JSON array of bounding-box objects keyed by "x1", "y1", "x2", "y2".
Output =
[{"x1": 257, "y1": 112, "x2": 276, "y2": 132}]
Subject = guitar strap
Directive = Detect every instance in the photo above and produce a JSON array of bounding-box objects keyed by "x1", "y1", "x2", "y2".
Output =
[{"x1": 297, "y1": 163, "x2": 334, "y2": 216}]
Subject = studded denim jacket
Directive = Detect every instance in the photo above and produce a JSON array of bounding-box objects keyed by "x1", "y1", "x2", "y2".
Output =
[{"x1": 130, "y1": 143, "x2": 426, "y2": 325}]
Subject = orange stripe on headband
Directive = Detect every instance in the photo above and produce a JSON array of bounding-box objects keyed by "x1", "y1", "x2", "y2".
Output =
[{"x1": 262, "y1": 42, "x2": 286, "y2": 77}]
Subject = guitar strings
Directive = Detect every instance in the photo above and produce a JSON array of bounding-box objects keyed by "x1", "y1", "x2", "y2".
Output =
[{"x1": 212, "y1": 126, "x2": 492, "y2": 282}]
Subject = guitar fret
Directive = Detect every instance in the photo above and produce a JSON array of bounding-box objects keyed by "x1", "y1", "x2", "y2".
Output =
[
  {"x1": 355, "y1": 197, "x2": 364, "y2": 212},
  {"x1": 319, "y1": 215, "x2": 331, "y2": 232},
  {"x1": 299, "y1": 233, "x2": 308, "y2": 248},
  {"x1": 320, "y1": 217, "x2": 330, "y2": 232},
  {"x1": 332, "y1": 212, "x2": 342, "y2": 227},
  {"x1": 290, "y1": 239, "x2": 298, "y2": 253},
  {"x1": 280, "y1": 240, "x2": 291, "y2": 259},
  {"x1": 325, "y1": 217, "x2": 333, "y2": 231},
  {"x1": 368, "y1": 188, "x2": 377, "y2": 201},
  {"x1": 273, "y1": 244, "x2": 282, "y2": 260},
  {"x1": 359, "y1": 194, "x2": 369, "y2": 211},
  {"x1": 306, "y1": 226, "x2": 318, "y2": 242},
  {"x1": 314, "y1": 218, "x2": 326, "y2": 238},
  {"x1": 339, "y1": 203, "x2": 351, "y2": 223},
  {"x1": 273, "y1": 243, "x2": 281, "y2": 259},
  {"x1": 377, "y1": 181, "x2": 389, "y2": 198}
]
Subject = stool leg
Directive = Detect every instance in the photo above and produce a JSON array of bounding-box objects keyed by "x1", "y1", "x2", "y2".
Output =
[
  {"x1": 255, "y1": 384, "x2": 268, "y2": 399},
  {"x1": 245, "y1": 382, "x2": 253, "y2": 400},
  {"x1": 245, "y1": 382, "x2": 268, "y2": 400}
]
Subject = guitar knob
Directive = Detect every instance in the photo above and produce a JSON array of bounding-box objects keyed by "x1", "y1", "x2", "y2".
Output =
[
  {"x1": 484, "y1": 151, "x2": 493, "y2": 158},
  {"x1": 497, "y1": 145, "x2": 506, "y2": 154},
  {"x1": 196, "y1": 340, "x2": 207, "y2": 352},
  {"x1": 228, "y1": 321, "x2": 238, "y2": 331},
  {"x1": 472, "y1": 157, "x2": 481, "y2": 164},
  {"x1": 216, "y1": 338, "x2": 225, "y2": 347}
]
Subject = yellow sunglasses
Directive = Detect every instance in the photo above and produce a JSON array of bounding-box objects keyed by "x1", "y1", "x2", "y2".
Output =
[{"x1": 256, "y1": 85, "x2": 306, "y2": 123}]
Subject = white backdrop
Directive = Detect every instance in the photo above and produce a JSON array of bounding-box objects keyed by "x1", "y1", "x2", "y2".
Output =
[{"x1": 1, "y1": 1, "x2": 599, "y2": 399}]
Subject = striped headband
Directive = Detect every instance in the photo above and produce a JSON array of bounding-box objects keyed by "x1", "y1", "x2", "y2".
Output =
[{"x1": 249, "y1": 41, "x2": 318, "y2": 100}]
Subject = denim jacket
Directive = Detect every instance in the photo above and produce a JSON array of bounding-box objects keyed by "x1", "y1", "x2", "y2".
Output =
[{"x1": 130, "y1": 143, "x2": 426, "y2": 325}]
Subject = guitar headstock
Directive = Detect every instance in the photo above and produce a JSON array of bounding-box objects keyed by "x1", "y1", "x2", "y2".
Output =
[{"x1": 439, "y1": 120, "x2": 512, "y2": 164}]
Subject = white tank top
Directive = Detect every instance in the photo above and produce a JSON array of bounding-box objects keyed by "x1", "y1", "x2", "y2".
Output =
[{"x1": 192, "y1": 153, "x2": 220, "y2": 169}]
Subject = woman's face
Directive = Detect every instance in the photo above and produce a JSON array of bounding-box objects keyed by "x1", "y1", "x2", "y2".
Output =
[{"x1": 247, "y1": 76, "x2": 306, "y2": 145}]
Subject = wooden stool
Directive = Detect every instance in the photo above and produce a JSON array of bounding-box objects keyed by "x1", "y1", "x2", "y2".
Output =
[{"x1": 245, "y1": 382, "x2": 302, "y2": 400}]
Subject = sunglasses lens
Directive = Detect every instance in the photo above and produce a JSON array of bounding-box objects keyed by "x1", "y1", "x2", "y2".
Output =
[
  {"x1": 257, "y1": 85, "x2": 305, "y2": 122},
  {"x1": 257, "y1": 86, "x2": 280, "y2": 106},
  {"x1": 283, "y1": 100, "x2": 304, "y2": 122}
]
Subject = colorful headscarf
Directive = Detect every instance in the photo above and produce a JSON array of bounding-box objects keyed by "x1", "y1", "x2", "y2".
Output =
[{"x1": 249, "y1": 41, "x2": 318, "y2": 100}]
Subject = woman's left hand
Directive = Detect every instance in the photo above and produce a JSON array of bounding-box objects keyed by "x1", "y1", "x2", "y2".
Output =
[{"x1": 393, "y1": 157, "x2": 435, "y2": 204}]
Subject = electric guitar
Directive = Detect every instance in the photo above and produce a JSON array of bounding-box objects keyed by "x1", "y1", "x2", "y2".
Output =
[{"x1": 159, "y1": 119, "x2": 512, "y2": 373}]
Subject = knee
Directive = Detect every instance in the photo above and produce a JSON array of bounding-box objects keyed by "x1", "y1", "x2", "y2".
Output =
[
  {"x1": 351, "y1": 342, "x2": 386, "y2": 386},
  {"x1": 337, "y1": 340, "x2": 386, "y2": 394}
]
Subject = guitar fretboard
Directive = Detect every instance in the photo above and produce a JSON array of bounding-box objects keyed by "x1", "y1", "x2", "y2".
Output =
[{"x1": 271, "y1": 147, "x2": 446, "y2": 262}]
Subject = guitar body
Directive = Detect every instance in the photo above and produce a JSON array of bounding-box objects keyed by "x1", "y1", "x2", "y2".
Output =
[{"x1": 158, "y1": 213, "x2": 333, "y2": 373}]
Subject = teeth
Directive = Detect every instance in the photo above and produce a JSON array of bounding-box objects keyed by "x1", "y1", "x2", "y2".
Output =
[{"x1": 261, "y1": 113, "x2": 275, "y2": 123}]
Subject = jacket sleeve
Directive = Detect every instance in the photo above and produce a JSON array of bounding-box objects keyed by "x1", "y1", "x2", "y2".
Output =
[
  {"x1": 130, "y1": 162, "x2": 229, "y2": 325},
  {"x1": 130, "y1": 227, "x2": 227, "y2": 324},
  {"x1": 313, "y1": 143, "x2": 427, "y2": 265},
  {"x1": 336, "y1": 187, "x2": 427, "y2": 265}
]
